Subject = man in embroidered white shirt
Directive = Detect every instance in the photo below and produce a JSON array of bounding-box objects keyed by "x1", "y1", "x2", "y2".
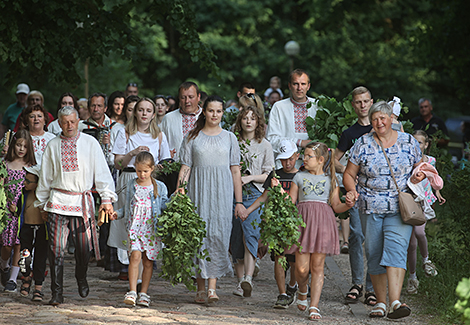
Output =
[
  {"x1": 35, "y1": 106, "x2": 117, "y2": 305},
  {"x1": 161, "y1": 81, "x2": 202, "y2": 158},
  {"x1": 266, "y1": 69, "x2": 318, "y2": 168}
]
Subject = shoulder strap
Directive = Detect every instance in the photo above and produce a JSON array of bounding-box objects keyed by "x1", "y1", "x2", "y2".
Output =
[{"x1": 375, "y1": 133, "x2": 400, "y2": 193}]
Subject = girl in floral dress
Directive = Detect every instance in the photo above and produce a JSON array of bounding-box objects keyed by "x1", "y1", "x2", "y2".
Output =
[
  {"x1": 113, "y1": 152, "x2": 169, "y2": 307},
  {"x1": 0, "y1": 130, "x2": 36, "y2": 292}
]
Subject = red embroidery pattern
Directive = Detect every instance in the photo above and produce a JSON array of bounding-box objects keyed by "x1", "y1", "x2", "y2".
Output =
[
  {"x1": 60, "y1": 133, "x2": 79, "y2": 172},
  {"x1": 33, "y1": 138, "x2": 47, "y2": 154},
  {"x1": 293, "y1": 101, "x2": 308, "y2": 133},
  {"x1": 46, "y1": 201, "x2": 82, "y2": 213},
  {"x1": 182, "y1": 114, "x2": 197, "y2": 137}
]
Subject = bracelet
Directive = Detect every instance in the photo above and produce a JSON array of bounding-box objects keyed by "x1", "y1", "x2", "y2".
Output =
[{"x1": 235, "y1": 202, "x2": 244, "y2": 205}]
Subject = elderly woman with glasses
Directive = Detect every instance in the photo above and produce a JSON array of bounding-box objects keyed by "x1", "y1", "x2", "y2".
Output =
[{"x1": 343, "y1": 101, "x2": 424, "y2": 319}]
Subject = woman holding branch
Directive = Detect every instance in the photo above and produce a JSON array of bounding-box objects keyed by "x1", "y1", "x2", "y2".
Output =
[{"x1": 177, "y1": 95, "x2": 245, "y2": 304}]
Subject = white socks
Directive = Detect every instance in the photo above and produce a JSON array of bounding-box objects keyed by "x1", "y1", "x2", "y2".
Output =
[{"x1": 9, "y1": 266, "x2": 19, "y2": 283}]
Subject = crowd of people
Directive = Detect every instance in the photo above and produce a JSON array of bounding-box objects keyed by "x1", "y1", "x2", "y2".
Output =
[{"x1": 0, "y1": 71, "x2": 448, "y2": 321}]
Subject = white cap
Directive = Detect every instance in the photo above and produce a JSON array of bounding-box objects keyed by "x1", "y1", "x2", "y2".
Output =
[
  {"x1": 16, "y1": 83, "x2": 30, "y2": 95},
  {"x1": 24, "y1": 165, "x2": 40, "y2": 177},
  {"x1": 388, "y1": 96, "x2": 401, "y2": 116},
  {"x1": 276, "y1": 140, "x2": 298, "y2": 160}
]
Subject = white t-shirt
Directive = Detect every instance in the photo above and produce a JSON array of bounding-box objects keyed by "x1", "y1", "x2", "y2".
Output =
[{"x1": 112, "y1": 128, "x2": 171, "y2": 167}]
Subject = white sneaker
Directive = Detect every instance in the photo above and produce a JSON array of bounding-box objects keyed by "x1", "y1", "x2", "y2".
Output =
[
  {"x1": 423, "y1": 260, "x2": 438, "y2": 277},
  {"x1": 240, "y1": 278, "x2": 253, "y2": 297},
  {"x1": 406, "y1": 278, "x2": 419, "y2": 294},
  {"x1": 233, "y1": 282, "x2": 243, "y2": 297}
]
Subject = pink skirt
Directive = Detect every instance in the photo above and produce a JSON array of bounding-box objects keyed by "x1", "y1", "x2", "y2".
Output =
[{"x1": 286, "y1": 201, "x2": 339, "y2": 256}]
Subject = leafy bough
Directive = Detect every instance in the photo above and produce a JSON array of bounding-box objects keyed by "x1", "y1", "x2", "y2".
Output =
[
  {"x1": 156, "y1": 192, "x2": 209, "y2": 291},
  {"x1": 253, "y1": 175, "x2": 305, "y2": 270}
]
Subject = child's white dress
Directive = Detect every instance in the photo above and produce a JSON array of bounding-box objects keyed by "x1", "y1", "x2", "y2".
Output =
[{"x1": 128, "y1": 183, "x2": 160, "y2": 260}]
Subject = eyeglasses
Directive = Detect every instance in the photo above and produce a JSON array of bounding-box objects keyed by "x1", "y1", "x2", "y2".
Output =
[{"x1": 353, "y1": 99, "x2": 371, "y2": 105}]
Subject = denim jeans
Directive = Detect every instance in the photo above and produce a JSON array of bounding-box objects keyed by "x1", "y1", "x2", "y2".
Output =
[
  {"x1": 360, "y1": 211, "x2": 413, "y2": 274},
  {"x1": 348, "y1": 206, "x2": 373, "y2": 292}
]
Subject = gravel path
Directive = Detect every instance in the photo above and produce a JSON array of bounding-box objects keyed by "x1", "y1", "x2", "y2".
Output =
[{"x1": 0, "y1": 249, "x2": 435, "y2": 324}]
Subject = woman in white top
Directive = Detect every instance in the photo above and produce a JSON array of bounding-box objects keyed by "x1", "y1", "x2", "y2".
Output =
[
  {"x1": 21, "y1": 104, "x2": 56, "y2": 165},
  {"x1": 108, "y1": 98, "x2": 171, "y2": 261},
  {"x1": 48, "y1": 92, "x2": 79, "y2": 135}
]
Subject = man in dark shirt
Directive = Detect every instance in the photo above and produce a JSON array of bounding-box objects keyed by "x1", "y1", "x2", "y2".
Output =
[
  {"x1": 335, "y1": 86, "x2": 376, "y2": 306},
  {"x1": 411, "y1": 98, "x2": 449, "y2": 146}
]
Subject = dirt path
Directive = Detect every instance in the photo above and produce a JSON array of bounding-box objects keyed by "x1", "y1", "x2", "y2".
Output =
[{"x1": 0, "y1": 250, "x2": 434, "y2": 324}]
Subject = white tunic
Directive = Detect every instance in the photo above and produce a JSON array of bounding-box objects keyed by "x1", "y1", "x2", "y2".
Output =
[
  {"x1": 160, "y1": 109, "x2": 202, "y2": 158},
  {"x1": 31, "y1": 131, "x2": 56, "y2": 166},
  {"x1": 35, "y1": 132, "x2": 117, "y2": 215},
  {"x1": 47, "y1": 119, "x2": 62, "y2": 136},
  {"x1": 266, "y1": 97, "x2": 318, "y2": 168}
]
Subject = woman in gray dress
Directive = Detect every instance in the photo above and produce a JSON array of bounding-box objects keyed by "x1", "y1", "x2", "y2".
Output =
[{"x1": 177, "y1": 95, "x2": 245, "y2": 304}]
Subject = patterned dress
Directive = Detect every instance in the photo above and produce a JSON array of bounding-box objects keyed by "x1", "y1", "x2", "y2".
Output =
[
  {"x1": 128, "y1": 183, "x2": 160, "y2": 261},
  {"x1": 1, "y1": 163, "x2": 26, "y2": 246}
]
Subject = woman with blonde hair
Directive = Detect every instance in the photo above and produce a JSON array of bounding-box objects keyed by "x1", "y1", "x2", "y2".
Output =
[{"x1": 108, "y1": 98, "x2": 171, "y2": 275}]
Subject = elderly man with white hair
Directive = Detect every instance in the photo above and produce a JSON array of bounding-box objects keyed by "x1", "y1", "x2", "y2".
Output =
[{"x1": 35, "y1": 106, "x2": 117, "y2": 305}]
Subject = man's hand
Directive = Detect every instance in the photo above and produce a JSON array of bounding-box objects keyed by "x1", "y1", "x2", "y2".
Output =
[
  {"x1": 102, "y1": 133, "x2": 110, "y2": 145},
  {"x1": 99, "y1": 203, "x2": 114, "y2": 217}
]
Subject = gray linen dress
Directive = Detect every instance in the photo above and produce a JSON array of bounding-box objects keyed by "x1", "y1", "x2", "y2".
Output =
[{"x1": 180, "y1": 130, "x2": 240, "y2": 279}]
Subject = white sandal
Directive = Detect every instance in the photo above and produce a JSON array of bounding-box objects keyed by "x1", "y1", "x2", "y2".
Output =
[
  {"x1": 297, "y1": 291, "x2": 308, "y2": 311},
  {"x1": 123, "y1": 290, "x2": 137, "y2": 306},
  {"x1": 308, "y1": 306, "x2": 322, "y2": 320},
  {"x1": 136, "y1": 292, "x2": 151, "y2": 307},
  {"x1": 369, "y1": 302, "x2": 386, "y2": 318},
  {"x1": 387, "y1": 300, "x2": 411, "y2": 319},
  {"x1": 207, "y1": 289, "x2": 219, "y2": 303}
]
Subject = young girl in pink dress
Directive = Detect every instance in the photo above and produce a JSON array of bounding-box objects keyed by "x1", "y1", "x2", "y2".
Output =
[
  {"x1": 112, "y1": 152, "x2": 169, "y2": 307},
  {"x1": 0, "y1": 129, "x2": 36, "y2": 292},
  {"x1": 287, "y1": 142, "x2": 355, "y2": 320}
]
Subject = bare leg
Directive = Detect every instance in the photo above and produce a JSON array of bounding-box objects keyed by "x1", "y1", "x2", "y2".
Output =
[
  {"x1": 370, "y1": 273, "x2": 387, "y2": 316},
  {"x1": 387, "y1": 266, "x2": 406, "y2": 304},
  {"x1": 243, "y1": 244, "x2": 255, "y2": 277},
  {"x1": 234, "y1": 259, "x2": 244, "y2": 279},
  {"x1": 341, "y1": 218, "x2": 350, "y2": 245},
  {"x1": 196, "y1": 277, "x2": 206, "y2": 292},
  {"x1": 208, "y1": 278, "x2": 217, "y2": 290},
  {"x1": 309, "y1": 253, "x2": 326, "y2": 311},
  {"x1": 140, "y1": 253, "x2": 154, "y2": 294},
  {"x1": 128, "y1": 251, "x2": 141, "y2": 292},
  {"x1": 274, "y1": 256, "x2": 286, "y2": 294},
  {"x1": 295, "y1": 251, "x2": 310, "y2": 311}
]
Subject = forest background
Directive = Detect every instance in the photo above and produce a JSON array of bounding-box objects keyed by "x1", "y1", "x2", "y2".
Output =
[
  {"x1": 1, "y1": 1, "x2": 470, "y2": 323},
  {"x1": 0, "y1": 0, "x2": 469, "y2": 122}
]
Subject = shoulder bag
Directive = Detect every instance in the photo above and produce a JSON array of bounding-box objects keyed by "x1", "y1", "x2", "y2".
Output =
[{"x1": 376, "y1": 134, "x2": 426, "y2": 226}]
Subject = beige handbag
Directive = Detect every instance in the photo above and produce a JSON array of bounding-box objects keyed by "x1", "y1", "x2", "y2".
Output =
[{"x1": 376, "y1": 135, "x2": 426, "y2": 226}]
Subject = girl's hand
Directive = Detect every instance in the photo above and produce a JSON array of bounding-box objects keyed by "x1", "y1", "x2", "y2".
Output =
[
  {"x1": 241, "y1": 175, "x2": 252, "y2": 185},
  {"x1": 436, "y1": 190, "x2": 446, "y2": 205},
  {"x1": 108, "y1": 212, "x2": 118, "y2": 221},
  {"x1": 8, "y1": 204, "x2": 16, "y2": 213},
  {"x1": 345, "y1": 190, "x2": 358, "y2": 207},
  {"x1": 235, "y1": 204, "x2": 246, "y2": 220},
  {"x1": 176, "y1": 187, "x2": 185, "y2": 195},
  {"x1": 155, "y1": 164, "x2": 163, "y2": 171},
  {"x1": 132, "y1": 146, "x2": 149, "y2": 156},
  {"x1": 238, "y1": 209, "x2": 248, "y2": 221},
  {"x1": 411, "y1": 171, "x2": 425, "y2": 184},
  {"x1": 170, "y1": 149, "x2": 176, "y2": 158}
]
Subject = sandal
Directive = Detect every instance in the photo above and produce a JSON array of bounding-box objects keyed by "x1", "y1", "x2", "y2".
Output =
[
  {"x1": 123, "y1": 290, "x2": 137, "y2": 306},
  {"x1": 207, "y1": 289, "x2": 219, "y2": 303},
  {"x1": 387, "y1": 300, "x2": 411, "y2": 319},
  {"x1": 136, "y1": 292, "x2": 151, "y2": 307},
  {"x1": 20, "y1": 278, "x2": 32, "y2": 297},
  {"x1": 364, "y1": 291, "x2": 377, "y2": 306},
  {"x1": 31, "y1": 289, "x2": 44, "y2": 302},
  {"x1": 344, "y1": 284, "x2": 363, "y2": 303},
  {"x1": 369, "y1": 302, "x2": 387, "y2": 318},
  {"x1": 297, "y1": 291, "x2": 309, "y2": 311},
  {"x1": 194, "y1": 290, "x2": 206, "y2": 304},
  {"x1": 340, "y1": 242, "x2": 349, "y2": 254},
  {"x1": 308, "y1": 306, "x2": 322, "y2": 320}
]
